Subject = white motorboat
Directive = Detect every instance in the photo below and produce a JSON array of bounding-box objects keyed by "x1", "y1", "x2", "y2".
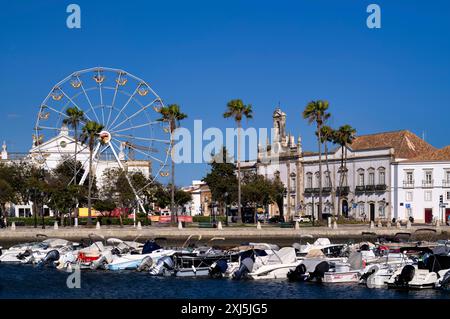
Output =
[
  {"x1": 386, "y1": 253, "x2": 450, "y2": 289},
  {"x1": 360, "y1": 253, "x2": 413, "y2": 288},
  {"x1": 247, "y1": 247, "x2": 301, "y2": 280},
  {"x1": 0, "y1": 238, "x2": 74, "y2": 264}
]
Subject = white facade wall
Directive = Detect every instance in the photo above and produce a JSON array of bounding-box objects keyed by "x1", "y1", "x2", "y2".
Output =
[
  {"x1": 392, "y1": 161, "x2": 450, "y2": 223},
  {"x1": 302, "y1": 147, "x2": 393, "y2": 221}
]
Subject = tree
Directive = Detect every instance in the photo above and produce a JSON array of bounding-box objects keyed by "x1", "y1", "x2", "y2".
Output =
[
  {"x1": 63, "y1": 107, "x2": 86, "y2": 225},
  {"x1": 303, "y1": 100, "x2": 330, "y2": 221},
  {"x1": 156, "y1": 104, "x2": 187, "y2": 222},
  {"x1": 316, "y1": 125, "x2": 336, "y2": 216},
  {"x1": 223, "y1": 99, "x2": 253, "y2": 223},
  {"x1": 81, "y1": 121, "x2": 104, "y2": 226},
  {"x1": 203, "y1": 147, "x2": 238, "y2": 218},
  {"x1": 241, "y1": 173, "x2": 285, "y2": 223},
  {"x1": 333, "y1": 124, "x2": 357, "y2": 216}
]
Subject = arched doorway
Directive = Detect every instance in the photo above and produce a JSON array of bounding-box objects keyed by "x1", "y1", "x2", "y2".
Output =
[
  {"x1": 342, "y1": 200, "x2": 349, "y2": 218},
  {"x1": 369, "y1": 203, "x2": 375, "y2": 222}
]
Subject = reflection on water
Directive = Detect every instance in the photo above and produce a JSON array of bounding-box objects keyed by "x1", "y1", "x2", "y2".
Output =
[{"x1": 0, "y1": 264, "x2": 449, "y2": 299}]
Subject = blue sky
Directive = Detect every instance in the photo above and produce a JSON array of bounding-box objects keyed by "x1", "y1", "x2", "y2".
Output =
[{"x1": 0, "y1": 0, "x2": 449, "y2": 186}]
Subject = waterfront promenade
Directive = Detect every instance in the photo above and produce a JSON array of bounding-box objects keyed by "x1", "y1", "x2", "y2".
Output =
[{"x1": 0, "y1": 224, "x2": 448, "y2": 243}]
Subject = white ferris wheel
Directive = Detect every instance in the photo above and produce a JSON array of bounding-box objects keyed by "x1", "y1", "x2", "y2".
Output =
[{"x1": 33, "y1": 67, "x2": 172, "y2": 214}]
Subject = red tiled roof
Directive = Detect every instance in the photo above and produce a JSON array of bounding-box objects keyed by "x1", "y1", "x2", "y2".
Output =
[
  {"x1": 408, "y1": 145, "x2": 450, "y2": 161},
  {"x1": 350, "y1": 130, "x2": 436, "y2": 159}
]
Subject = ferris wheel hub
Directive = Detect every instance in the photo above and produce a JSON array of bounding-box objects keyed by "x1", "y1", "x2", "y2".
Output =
[{"x1": 99, "y1": 131, "x2": 112, "y2": 144}]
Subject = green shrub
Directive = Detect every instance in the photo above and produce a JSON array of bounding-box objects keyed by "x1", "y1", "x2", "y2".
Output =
[{"x1": 192, "y1": 216, "x2": 226, "y2": 223}]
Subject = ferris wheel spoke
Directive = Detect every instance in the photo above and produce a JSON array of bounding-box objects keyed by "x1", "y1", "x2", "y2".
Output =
[
  {"x1": 110, "y1": 98, "x2": 159, "y2": 131},
  {"x1": 59, "y1": 87, "x2": 94, "y2": 123},
  {"x1": 99, "y1": 83, "x2": 106, "y2": 125},
  {"x1": 106, "y1": 73, "x2": 122, "y2": 128},
  {"x1": 110, "y1": 121, "x2": 159, "y2": 134},
  {"x1": 77, "y1": 76, "x2": 101, "y2": 123},
  {"x1": 36, "y1": 125, "x2": 74, "y2": 132},
  {"x1": 44, "y1": 105, "x2": 88, "y2": 127},
  {"x1": 111, "y1": 137, "x2": 164, "y2": 164},
  {"x1": 108, "y1": 85, "x2": 139, "y2": 130},
  {"x1": 114, "y1": 133, "x2": 169, "y2": 144}
]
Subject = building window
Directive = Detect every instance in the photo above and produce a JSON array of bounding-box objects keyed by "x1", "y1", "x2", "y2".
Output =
[
  {"x1": 406, "y1": 192, "x2": 413, "y2": 202},
  {"x1": 358, "y1": 173, "x2": 365, "y2": 186},
  {"x1": 315, "y1": 172, "x2": 320, "y2": 188},
  {"x1": 446, "y1": 171, "x2": 450, "y2": 183},
  {"x1": 447, "y1": 191, "x2": 450, "y2": 201},
  {"x1": 358, "y1": 203, "x2": 365, "y2": 218},
  {"x1": 378, "y1": 204, "x2": 385, "y2": 217},
  {"x1": 406, "y1": 172, "x2": 414, "y2": 183},
  {"x1": 306, "y1": 173, "x2": 313, "y2": 188},
  {"x1": 379, "y1": 171, "x2": 385, "y2": 185},
  {"x1": 424, "y1": 171, "x2": 433, "y2": 184},
  {"x1": 424, "y1": 191, "x2": 432, "y2": 202},
  {"x1": 324, "y1": 172, "x2": 331, "y2": 187},
  {"x1": 368, "y1": 172, "x2": 375, "y2": 186},
  {"x1": 406, "y1": 207, "x2": 413, "y2": 217}
]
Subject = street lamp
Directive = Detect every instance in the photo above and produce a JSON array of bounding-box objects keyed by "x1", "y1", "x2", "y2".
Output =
[
  {"x1": 224, "y1": 192, "x2": 229, "y2": 226},
  {"x1": 41, "y1": 191, "x2": 45, "y2": 230}
]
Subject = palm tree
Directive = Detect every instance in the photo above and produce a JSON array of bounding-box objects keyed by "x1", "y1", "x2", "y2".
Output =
[
  {"x1": 63, "y1": 107, "x2": 86, "y2": 226},
  {"x1": 316, "y1": 125, "x2": 336, "y2": 217},
  {"x1": 156, "y1": 104, "x2": 187, "y2": 223},
  {"x1": 81, "y1": 121, "x2": 104, "y2": 226},
  {"x1": 303, "y1": 100, "x2": 330, "y2": 222},
  {"x1": 223, "y1": 99, "x2": 253, "y2": 224},
  {"x1": 333, "y1": 124, "x2": 356, "y2": 217}
]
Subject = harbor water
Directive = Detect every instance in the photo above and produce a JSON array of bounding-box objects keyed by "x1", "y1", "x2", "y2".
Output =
[{"x1": 0, "y1": 264, "x2": 449, "y2": 299}]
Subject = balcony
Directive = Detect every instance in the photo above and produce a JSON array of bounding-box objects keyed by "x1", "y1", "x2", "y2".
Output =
[
  {"x1": 322, "y1": 187, "x2": 332, "y2": 194},
  {"x1": 375, "y1": 184, "x2": 387, "y2": 191},
  {"x1": 336, "y1": 186, "x2": 349, "y2": 196},
  {"x1": 403, "y1": 180, "x2": 415, "y2": 188},
  {"x1": 365, "y1": 184, "x2": 376, "y2": 192},
  {"x1": 422, "y1": 180, "x2": 434, "y2": 188},
  {"x1": 355, "y1": 185, "x2": 365, "y2": 193},
  {"x1": 443, "y1": 180, "x2": 450, "y2": 188}
]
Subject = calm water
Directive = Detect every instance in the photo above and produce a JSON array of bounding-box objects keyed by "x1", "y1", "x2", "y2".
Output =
[{"x1": 0, "y1": 264, "x2": 449, "y2": 299}]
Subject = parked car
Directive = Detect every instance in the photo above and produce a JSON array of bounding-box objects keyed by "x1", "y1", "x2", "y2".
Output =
[{"x1": 293, "y1": 215, "x2": 310, "y2": 223}]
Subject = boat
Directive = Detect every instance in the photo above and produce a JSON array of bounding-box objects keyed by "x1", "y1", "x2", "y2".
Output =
[
  {"x1": 386, "y1": 248, "x2": 450, "y2": 289},
  {"x1": 0, "y1": 238, "x2": 75, "y2": 265}
]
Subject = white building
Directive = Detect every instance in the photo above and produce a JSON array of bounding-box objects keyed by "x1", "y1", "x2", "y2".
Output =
[
  {"x1": 392, "y1": 146, "x2": 450, "y2": 223},
  {"x1": 241, "y1": 107, "x2": 440, "y2": 223},
  {"x1": 2, "y1": 125, "x2": 151, "y2": 217}
]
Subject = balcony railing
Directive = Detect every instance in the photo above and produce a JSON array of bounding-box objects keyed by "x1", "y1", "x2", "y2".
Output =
[
  {"x1": 336, "y1": 186, "x2": 349, "y2": 196},
  {"x1": 322, "y1": 187, "x2": 332, "y2": 193},
  {"x1": 375, "y1": 184, "x2": 387, "y2": 191},
  {"x1": 304, "y1": 187, "x2": 329, "y2": 195},
  {"x1": 403, "y1": 180, "x2": 415, "y2": 188},
  {"x1": 355, "y1": 185, "x2": 365, "y2": 193},
  {"x1": 422, "y1": 180, "x2": 434, "y2": 188},
  {"x1": 443, "y1": 180, "x2": 450, "y2": 188},
  {"x1": 365, "y1": 184, "x2": 376, "y2": 192}
]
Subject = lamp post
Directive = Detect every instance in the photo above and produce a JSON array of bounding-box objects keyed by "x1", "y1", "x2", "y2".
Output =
[
  {"x1": 41, "y1": 191, "x2": 45, "y2": 229},
  {"x1": 224, "y1": 192, "x2": 229, "y2": 226}
]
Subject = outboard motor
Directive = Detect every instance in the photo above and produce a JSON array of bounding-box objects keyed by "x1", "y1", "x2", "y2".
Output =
[
  {"x1": 395, "y1": 265, "x2": 415, "y2": 287},
  {"x1": 287, "y1": 263, "x2": 308, "y2": 282},
  {"x1": 90, "y1": 255, "x2": 107, "y2": 270},
  {"x1": 37, "y1": 250, "x2": 60, "y2": 267},
  {"x1": 232, "y1": 257, "x2": 254, "y2": 280},
  {"x1": 149, "y1": 256, "x2": 174, "y2": 276},
  {"x1": 137, "y1": 256, "x2": 154, "y2": 272},
  {"x1": 209, "y1": 259, "x2": 229, "y2": 279},
  {"x1": 310, "y1": 261, "x2": 330, "y2": 282},
  {"x1": 438, "y1": 270, "x2": 450, "y2": 290}
]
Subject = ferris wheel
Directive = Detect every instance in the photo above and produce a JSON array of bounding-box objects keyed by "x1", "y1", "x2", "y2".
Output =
[{"x1": 33, "y1": 67, "x2": 172, "y2": 214}]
